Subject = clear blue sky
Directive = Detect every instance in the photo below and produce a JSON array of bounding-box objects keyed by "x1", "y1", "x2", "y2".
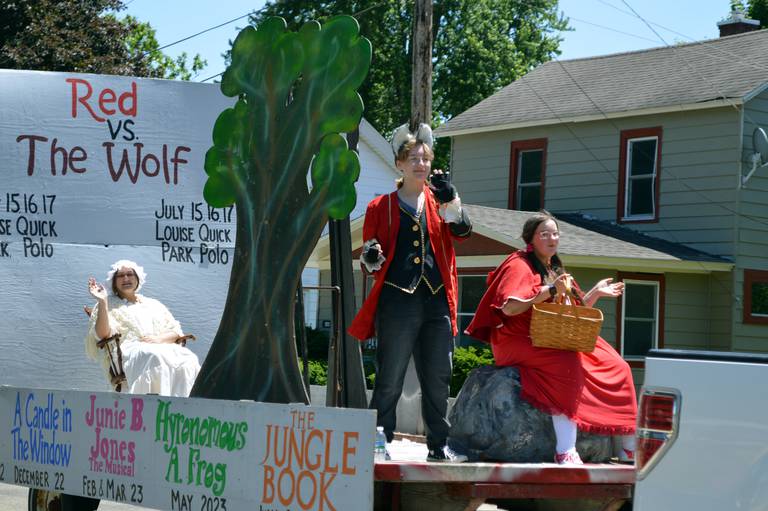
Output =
[{"x1": 123, "y1": 0, "x2": 736, "y2": 83}]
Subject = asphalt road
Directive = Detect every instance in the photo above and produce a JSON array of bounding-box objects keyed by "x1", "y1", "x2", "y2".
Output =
[
  {"x1": 1, "y1": 482, "x2": 504, "y2": 510},
  {"x1": 0, "y1": 483, "x2": 160, "y2": 511}
]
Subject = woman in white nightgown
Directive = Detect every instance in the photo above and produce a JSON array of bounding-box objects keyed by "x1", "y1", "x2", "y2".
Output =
[{"x1": 84, "y1": 259, "x2": 200, "y2": 396}]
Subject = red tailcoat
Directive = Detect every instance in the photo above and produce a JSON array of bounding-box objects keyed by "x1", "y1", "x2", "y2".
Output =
[{"x1": 348, "y1": 187, "x2": 462, "y2": 340}]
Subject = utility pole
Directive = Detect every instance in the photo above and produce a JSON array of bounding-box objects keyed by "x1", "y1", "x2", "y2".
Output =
[
  {"x1": 395, "y1": 0, "x2": 435, "y2": 435},
  {"x1": 410, "y1": 0, "x2": 433, "y2": 130}
]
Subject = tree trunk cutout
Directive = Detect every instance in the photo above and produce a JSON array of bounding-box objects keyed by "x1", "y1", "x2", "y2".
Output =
[{"x1": 191, "y1": 16, "x2": 371, "y2": 403}]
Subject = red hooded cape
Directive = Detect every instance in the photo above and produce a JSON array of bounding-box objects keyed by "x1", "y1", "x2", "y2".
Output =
[{"x1": 466, "y1": 251, "x2": 637, "y2": 435}]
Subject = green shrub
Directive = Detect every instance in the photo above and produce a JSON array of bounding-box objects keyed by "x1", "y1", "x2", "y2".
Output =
[
  {"x1": 451, "y1": 346, "x2": 494, "y2": 397},
  {"x1": 301, "y1": 359, "x2": 328, "y2": 386},
  {"x1": 362, "y1": 349, "x2": 377, "y2": 389},
  {"x1": 359, "y1": 346, "x2": 493, "y2": 396}
]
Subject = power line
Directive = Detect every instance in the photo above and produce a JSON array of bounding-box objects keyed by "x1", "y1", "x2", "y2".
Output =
[
  {"x1": 352, "y1": 1, "x2": 390, "y2": 18},
  {"x1": 548, "y1": 2, "x2": 768, "y2": 234},
  {"x1": 565, "y1": 1, "x2": 768, "y2": 75},
  {"x1": 568, "y1": 16, "x2": 659, "y2": 43},
  {"x1": 200, "y1": 71, "x2": 224, "y2": 83},
  {"x1": 196, "y1": 2, "x2": 389, "y2": 83},
  {"x1": 150, "y1": 11, "x2": 257, "y2": 56},
  {"x1": 522, "y1": 2, "x2": 768, "y2": 307}
]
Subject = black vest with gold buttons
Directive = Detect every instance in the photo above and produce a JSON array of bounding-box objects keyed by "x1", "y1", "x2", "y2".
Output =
[{"x1": 383, "y1": 201, "x2": 444, "y2": 294}]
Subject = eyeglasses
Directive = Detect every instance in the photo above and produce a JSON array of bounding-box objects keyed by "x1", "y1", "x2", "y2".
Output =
[
  {"x1": 538, "y1": 231, "x2": 560, "y2": 240},
  {"x1": 114, "y1": 272, "x2": 136, "y2": 279}
]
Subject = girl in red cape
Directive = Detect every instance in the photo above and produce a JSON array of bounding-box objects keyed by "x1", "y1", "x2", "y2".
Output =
[{"x1": 465, "y1": 211, "x2": 637, "y2": 464}]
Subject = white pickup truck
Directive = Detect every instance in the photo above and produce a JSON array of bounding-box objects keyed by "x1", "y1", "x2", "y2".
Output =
[{"x1": 633, "y1": 349, "x2": 768, "y2": 511}]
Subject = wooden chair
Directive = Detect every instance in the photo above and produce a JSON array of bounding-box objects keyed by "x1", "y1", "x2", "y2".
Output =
[{"x1": 83, "y1": 305, "x2": 195, "y2": 393}]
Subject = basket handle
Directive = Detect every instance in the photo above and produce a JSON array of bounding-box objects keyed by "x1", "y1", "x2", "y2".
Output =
[{"x1": 558, "y1": 276, "x2": 581, "y2": 317}]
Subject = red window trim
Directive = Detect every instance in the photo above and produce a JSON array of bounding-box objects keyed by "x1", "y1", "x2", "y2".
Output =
[
  {"x1": 617, "y1": 127, "x2": 662, "y2": 224},
  {"x1": 743, "y1": 269, "x2": 768, "y2": 325},
  {"x1": 508, "y1": 138, "x2": 547, "y2": 211},
  {"x1": 616, "y1": 272, "x2": 665, "y2": 369}
]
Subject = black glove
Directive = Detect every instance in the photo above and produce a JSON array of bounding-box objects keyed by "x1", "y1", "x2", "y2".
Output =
[
  {"x1": 429, "y1": 172, "x2": 457, "y2": 204},
  {"x1": 363, "y1": 245, "x2": 381, "y2": 264}
]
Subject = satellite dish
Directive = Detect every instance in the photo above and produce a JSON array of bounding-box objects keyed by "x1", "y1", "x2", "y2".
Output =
[
  {"x1": 753, "y1": 127, "x2": 768, "y2": 164},
  {"x1": 743, "y1": 127, "x2": 768, "y2": 187}
]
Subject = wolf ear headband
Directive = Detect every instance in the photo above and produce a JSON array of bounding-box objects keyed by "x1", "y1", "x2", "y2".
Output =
[{"x1": 390, "y1": 123, "x2": 434, "y2": 157}]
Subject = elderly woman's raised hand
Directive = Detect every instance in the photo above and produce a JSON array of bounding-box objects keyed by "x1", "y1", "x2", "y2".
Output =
[{"x1": 88, "y1": 277, "x2": 108, "y2": 301}]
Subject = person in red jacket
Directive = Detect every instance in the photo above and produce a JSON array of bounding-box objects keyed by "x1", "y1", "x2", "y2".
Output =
[
  {"x1": 349, "y1": 123, "x2": 471, "y2": 462},
  {"x1": 465, "y1": 211, "x2": 637, "y2": 464}
]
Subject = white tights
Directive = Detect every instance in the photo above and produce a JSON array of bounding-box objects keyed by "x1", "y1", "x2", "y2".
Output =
[
  {"x1": 551, "y1": 414, "x2": 577, "y2": 454},
  {"x1": 551, "y1": 414, "x2": 636, "y2": 454}
]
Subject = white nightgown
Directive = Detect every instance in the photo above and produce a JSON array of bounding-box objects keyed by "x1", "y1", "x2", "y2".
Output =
[{"x1": 85, "y1": 294, "x2": 200, "y2": 396}]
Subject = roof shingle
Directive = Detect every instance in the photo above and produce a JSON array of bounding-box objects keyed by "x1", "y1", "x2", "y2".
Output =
[
  {"x1": 438, "y1": 30, "x2": 768, "y2": 136},
  {"x1": 464, "y1": 204, "x2": 729, "y2": 264}
]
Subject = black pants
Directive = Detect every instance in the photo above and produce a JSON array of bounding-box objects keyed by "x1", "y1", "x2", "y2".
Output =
[{"x1": 371, "y1": 284, "x2": 453, "y2": 451}]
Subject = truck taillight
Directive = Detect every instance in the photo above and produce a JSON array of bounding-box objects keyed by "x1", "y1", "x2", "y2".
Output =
[{"x1": 636, "y1": 388, "x2": 680, "y2": 480}]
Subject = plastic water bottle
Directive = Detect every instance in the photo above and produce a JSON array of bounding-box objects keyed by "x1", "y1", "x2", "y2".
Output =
[{"x1": 374, "y1": 426, "x2": 388, "y2": 461}]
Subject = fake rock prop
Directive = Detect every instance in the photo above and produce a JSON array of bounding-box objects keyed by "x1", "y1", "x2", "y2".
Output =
[{"x1": 448, "y1": 366, "x2": 612, "y2": 462}]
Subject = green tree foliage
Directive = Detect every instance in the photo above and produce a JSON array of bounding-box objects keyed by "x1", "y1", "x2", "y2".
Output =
[
  {"x1": 192, "y1": 16, "x2": 371, "y2": 403},
  {"x1": 451, "y1": 346, "x2": 494, "y2": 397},
  {"x1": 249, "y1": 0, "x2": 567, "y2": 139},
  {"x1": 747, "y1": 0, "x2": 768, "y2": 26},
  {"x1": 0, "y1": 0, "x2": 205, "y2": 79},
  {"x1": 123, "y1": 16, "x2": 206, "y2": 80}
]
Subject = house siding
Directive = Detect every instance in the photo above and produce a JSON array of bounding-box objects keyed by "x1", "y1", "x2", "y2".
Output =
[
  {"x1": 451, "y1": 107, "x2": 741, "y2": 257},
  {"x1": 708, "y1": 271, "x2": 734, "y2": 351},
  {"x1": 450, "y1": 106, "x2": 741, "y2": 357},
  {"x1": 733, "y1": 90, "x2": 768, "y2": 352},
  {"x1": 663, "y1": 273, "x2": 722, "y2": 350}
]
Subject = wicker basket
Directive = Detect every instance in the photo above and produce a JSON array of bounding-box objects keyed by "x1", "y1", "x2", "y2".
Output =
[{"x1": 530, "y1": 293, "x2": 603, "y2": 353}]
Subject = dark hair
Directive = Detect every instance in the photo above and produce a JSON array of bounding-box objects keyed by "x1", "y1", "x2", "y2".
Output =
[
  {"x1": 112, "y1": 268, "x2": 139, "y2": 297},
  {"x1": 520, "y1": 210, "x2": 565, "y2": 282}
]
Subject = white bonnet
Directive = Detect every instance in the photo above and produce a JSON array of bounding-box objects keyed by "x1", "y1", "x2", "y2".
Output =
[
  {"x1": 106, "y1": 259, "x2": 147, "y2": 294},
  {"x1": 390, "y1": 122, "x2": 434, "y2": 157}
]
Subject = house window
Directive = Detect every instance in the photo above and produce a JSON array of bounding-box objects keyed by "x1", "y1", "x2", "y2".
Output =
[
  {"x1": 509, "y1": 139, "x2": 547, "y2": 211},
  {"x1": 618, "y1": 127, "x2": 662, "y2": 223},
  {"x1": 457, "y1": 274, "x2": 488, "y2": 347},
  {"x1": 617, "y1": 273, "x2": 665, "y2": 362},
  {"x1": 743, "y1": 269, "x2": 768, "y2": 325}
]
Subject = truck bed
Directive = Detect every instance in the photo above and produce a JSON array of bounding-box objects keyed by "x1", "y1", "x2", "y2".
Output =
[{"x1": 374, "y1": 460, "x2": 635, "y2": 511}]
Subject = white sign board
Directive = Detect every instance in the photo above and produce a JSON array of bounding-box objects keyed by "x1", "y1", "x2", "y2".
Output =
[
  {"x1": 0, "y1": 69, "x2": 238, "y2": 390},
  {"x1": 0, "y1": 386, "x2": 375, "y2": 510}
]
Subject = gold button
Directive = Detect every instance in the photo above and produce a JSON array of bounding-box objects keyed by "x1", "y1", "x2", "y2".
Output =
[
  {"x1": 412, "y1": 224, "x2": 419, "y2": 231},
  {"x1": 413, "y1": 240, "x2": 420, "y2": 247},
  {"x1": 414, "y1": 257, "x2": 421, "y2": 264}
]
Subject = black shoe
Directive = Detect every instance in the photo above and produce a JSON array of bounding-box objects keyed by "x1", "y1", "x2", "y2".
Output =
[{"x1": 427, "y1": 446, "x2": 468, "y2": 463}]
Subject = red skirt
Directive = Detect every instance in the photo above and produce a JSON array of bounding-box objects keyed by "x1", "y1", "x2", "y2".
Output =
[{"x1": 491, "y1": 327, "x2": 637, "y2": 435}]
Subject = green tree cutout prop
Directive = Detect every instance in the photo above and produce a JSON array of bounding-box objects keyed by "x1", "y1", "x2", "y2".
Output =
[{"x1": 190, "y1": 16, "x2": 371, "y2": 403}]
